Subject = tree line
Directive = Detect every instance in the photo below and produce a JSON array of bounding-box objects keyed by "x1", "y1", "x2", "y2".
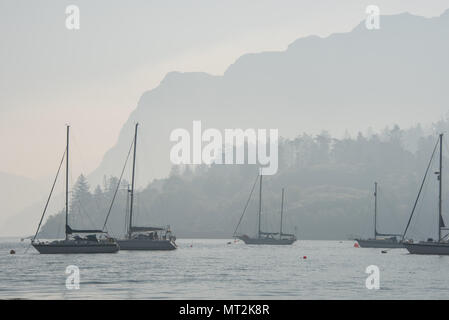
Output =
[{"x1": 39, "y1": 119, "x2": 449, "y2": 240}]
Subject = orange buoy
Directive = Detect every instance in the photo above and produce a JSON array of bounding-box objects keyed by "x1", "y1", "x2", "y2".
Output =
[{"x1": 354, "y1": 243, "x2": 359, "y2": 248}]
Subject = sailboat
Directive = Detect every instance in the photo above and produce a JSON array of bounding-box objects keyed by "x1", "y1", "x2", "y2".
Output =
[
  {"x1": 355, "y1": 182, "x2": 404, "y2": 248},
  {"x1": 234, "y1": 175, "x2": 296, "y2": 245},
  {"x1": 32, "y1": 126, "x2": 119, "y2": 254},
  {"x1": 403, "y1": 134, "x2": 449, "y2": 255},
  {"x1": 115, "y1": 123, "x2": 177, "y2": 250}
]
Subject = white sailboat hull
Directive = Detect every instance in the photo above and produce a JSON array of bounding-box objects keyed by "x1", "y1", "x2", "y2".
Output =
[
  {"x1": 117, "y1": 239, "x2": 177, "y2": 250},
  {"x1": 355, "y1": 238, "x2": 404, "y2": 248},
  {"x1": 237, "y1": 235, "x2": 296, "y2": 245}
]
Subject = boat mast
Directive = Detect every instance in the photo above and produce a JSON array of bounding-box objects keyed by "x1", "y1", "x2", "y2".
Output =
[
  {"x1": 374, "y1": 182, "x2": 378, "y2": 238},
  {"x1": 65, "y1": 125, "x2": 69, "y2": 241},
  {"x1": 438, "y1": 133, "x2": 443, "y2": 242},
  {"x1": 128, "y1": 123, "x2": 138, "y2": 239},
  {"x1": 280, "y1": 188, "x2": 284, "y2": 240},
  {"x1": 125, "y1": 184, "x2": 130, "y2": 236},
  {"x1": 258, "y1": 175, "x2": 262, "y2": 239}
]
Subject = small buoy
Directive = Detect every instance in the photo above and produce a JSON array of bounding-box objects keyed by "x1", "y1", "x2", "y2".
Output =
[
  {"x1": 354, "y1": 243, "x2": 359, "y2": 248},
  {"x1": 303, "y1": 256, "x2": 307, "y2": 259},
  {"x1": 10, "y1": 250, "x2": 15, "y2": 254}
]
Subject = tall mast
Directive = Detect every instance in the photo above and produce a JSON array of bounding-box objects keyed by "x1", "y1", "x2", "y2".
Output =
[
  {"x1": 125, "y1": 184, "x2": 130, "y2": 236},
  {"x1": 128, "y1": 123, "x2": 138, "y2": 239},
  {"x1": 280, "y1": 188, "x2": 284, "y2": 240},
  {"x1": 374, "y1": 182, "x2": 378, "y2": 238},
  {"x1": 65, "y1": 125, "x2": 69, "y2": 240},
  {"x1": 258, "y1": 175, "x2": 262, "y2": 239},
  {"x1": 438, "y1": 134, "x2": 443, "y2": 242}
]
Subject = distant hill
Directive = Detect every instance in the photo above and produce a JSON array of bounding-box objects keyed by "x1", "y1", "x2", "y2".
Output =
[
  {"x1": 0, "y1": 172, "x2": 44, "y2": 235},
  {"x1": 89, "y1": 10, "x2": 449, "y2": 187}
]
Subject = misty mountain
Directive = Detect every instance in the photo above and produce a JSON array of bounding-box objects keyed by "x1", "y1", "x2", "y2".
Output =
[
  {"x1": 0, "y1": 172, "x2": 44, "y2": 230},
  {"x1": 4, "y1": 10, "x2": 449, "y2": 238},
  {"x1": 89, "y1": 10, "x2": 449, "y2": 187}
]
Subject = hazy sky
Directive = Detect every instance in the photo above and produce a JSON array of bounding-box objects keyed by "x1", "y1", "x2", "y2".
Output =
[{"x1": 1, "y1": 0, "x2": 448, "y2": 180}]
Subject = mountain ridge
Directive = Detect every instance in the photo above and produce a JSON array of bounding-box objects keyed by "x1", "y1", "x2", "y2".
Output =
[{"x1": 88, "y1": 9, "x2": 449, "y2": 188}]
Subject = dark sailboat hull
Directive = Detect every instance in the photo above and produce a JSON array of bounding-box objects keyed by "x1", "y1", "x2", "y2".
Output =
[
  {"x1": 237, "y1": 236, "x2": 296, "y2": 245},
  {"x1": 404, "y1": 242, "x2": 449, "y2": 255},
  {"x1": 32, "y1": 242, "x2": 119, "y2": 254},
  {"x1": 355, "y1": 239, "x2": 404, "y2": 248},
  {"x1": 117, "y1": 239, "x2": 177, "y2": 250}
]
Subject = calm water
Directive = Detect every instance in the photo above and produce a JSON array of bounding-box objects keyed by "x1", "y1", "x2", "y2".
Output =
[{"x1": 1, "y1": 238, "x2": 449, "y2": 299}]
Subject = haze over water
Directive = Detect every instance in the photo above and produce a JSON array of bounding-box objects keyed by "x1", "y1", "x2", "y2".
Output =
[{"x1": 1, "y1": 238, "x2": 448, "y2": 299}]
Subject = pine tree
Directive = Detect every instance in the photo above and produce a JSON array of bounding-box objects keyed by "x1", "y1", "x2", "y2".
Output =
[{"x1": 70, "y1": 174, "x2": 91, "y2": 224}]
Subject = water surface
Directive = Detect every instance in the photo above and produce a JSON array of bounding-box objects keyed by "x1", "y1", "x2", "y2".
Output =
[{"x1": 1, "y1": 238, "x2": 448, "y2": 299}]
